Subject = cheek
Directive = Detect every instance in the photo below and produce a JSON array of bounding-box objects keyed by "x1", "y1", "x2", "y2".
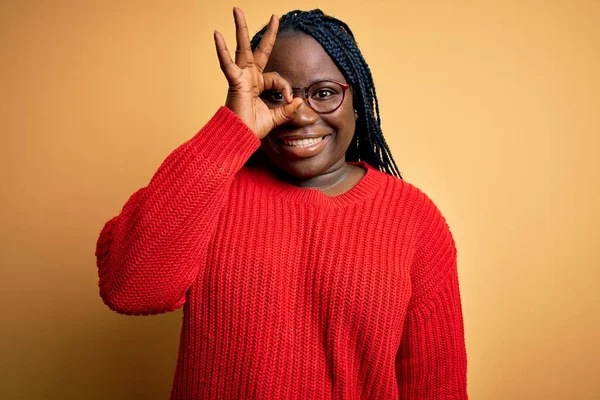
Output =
[
  {"x1": 340, "y1": 95, "x2": 356, "y2": 137},
  {"x1": 331, "y1": 108, "x2": 356, "y2": 147}
]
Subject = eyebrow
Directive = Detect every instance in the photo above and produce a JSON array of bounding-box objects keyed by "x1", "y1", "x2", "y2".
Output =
[{"x1": 290, "y1": 78, "x2": 348, "y2": 89}]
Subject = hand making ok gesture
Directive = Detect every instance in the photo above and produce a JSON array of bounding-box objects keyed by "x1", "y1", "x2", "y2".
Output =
[{"x1": 213, "y1": 8, "x2": 304, "y2": 139}]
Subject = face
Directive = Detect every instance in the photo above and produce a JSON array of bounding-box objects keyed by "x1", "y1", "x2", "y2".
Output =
[{"x1": 260, "y1": 33, "x2": 356, "y2": 179}]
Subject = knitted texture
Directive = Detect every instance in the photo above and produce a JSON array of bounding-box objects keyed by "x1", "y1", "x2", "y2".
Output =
[{"x1": 95, "y1": 107, "x2": 468, "y2": 399}]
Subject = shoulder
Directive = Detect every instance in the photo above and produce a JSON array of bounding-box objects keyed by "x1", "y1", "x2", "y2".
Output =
[
  {"x1": 377, "y1": 176, "x2": 460, "y2": 305},
  {"x1": 368, "y1": 165, "x2": 449, "y2": 226},
  {"x1": 368, "y1": 166, "x2": 456, "y2": 251},
  {"x1": 400, "y1": 179, "x2": 455, "y2": 251}
]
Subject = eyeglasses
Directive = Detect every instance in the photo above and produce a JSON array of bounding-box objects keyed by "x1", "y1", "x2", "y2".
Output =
[{"x1": 261, "y1": 80, "x2": 350, "y2": 114}]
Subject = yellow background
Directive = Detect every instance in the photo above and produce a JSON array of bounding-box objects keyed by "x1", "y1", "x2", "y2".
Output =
[{"x1": 1, "y1": 0, "x2": 598, "y2": 399}]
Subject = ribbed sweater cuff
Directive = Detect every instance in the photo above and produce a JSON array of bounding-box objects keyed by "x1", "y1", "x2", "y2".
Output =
[{"x1": 187, "y1": 107, "x2": 261, "y2": 171}]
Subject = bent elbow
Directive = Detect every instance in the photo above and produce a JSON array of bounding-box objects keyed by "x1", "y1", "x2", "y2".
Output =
[{"x1": 99, "y1": 284, "x2": 185, "y2": 316}]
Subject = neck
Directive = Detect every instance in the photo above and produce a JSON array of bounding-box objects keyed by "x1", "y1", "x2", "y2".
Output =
[
  {"x1": 255, "y1": 153, "x2": 354, "y2": 191},
  {"x1": 282, "y1": 161, "x2": 353, "y2": 191}
]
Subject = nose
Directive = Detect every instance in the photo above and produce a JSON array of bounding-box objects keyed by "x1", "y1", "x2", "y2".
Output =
[{"x1": 288, "y1": 91, "x2": 319, "y2": 126}]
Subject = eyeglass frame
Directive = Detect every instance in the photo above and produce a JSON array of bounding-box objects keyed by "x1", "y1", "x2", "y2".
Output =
[{"x1": 264, "y1": 80, "x2": 351, "y2": 115}]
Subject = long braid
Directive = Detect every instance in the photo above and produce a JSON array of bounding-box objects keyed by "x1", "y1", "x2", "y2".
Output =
[{"x1": 250, "y1": 9, "x2": 402, "y2": 178}]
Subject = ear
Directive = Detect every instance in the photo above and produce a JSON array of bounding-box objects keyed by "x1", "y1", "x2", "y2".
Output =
[{"x1": 354, "y1": 109, "x2": 358, "y2": 120}]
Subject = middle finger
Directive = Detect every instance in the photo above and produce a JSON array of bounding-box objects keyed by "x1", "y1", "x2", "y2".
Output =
[{"x1": 233, "y1": 7, "x2": 254, "y2": 68}]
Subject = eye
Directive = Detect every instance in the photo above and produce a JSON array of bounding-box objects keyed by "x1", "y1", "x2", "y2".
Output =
[
  {"x1": 313, "y1": 89, "x2": 334, "y2": 99},
  {"x1": 261, "y1": 90, "x2": 285, "y2": 103}
]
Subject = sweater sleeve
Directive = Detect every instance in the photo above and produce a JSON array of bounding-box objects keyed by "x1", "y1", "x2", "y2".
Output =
[
  {"x1": 395, "y1": 191, "x2": 468, "y2": 399},
  {"x1": 95, "y1": 107, "x2": 260, "y2": 316}
]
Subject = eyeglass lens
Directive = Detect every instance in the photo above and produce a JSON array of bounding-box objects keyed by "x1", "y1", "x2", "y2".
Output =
[{"x1": 261, "y1": 81, "x2": 345, "y2": 113}]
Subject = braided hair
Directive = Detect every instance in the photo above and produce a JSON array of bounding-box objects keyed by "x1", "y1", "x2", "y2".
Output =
[{"x1": 250, "y1": 9, "x2": 402, "y2": 178}]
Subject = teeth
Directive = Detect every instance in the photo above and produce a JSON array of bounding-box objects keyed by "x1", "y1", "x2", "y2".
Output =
[{"x1": 283, "y1": 137, "x2": 324, "y2": 147}]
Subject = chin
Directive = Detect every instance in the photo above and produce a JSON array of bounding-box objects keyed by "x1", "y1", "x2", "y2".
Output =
[
  {"x1": 269, "y1": 157, "x2": 329, "y2": 179},
  {"x1": 257, "y1": 138, "x2": 347, "y2": 180}
]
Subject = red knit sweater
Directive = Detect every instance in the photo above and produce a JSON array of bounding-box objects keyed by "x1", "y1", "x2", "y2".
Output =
[{"x1": 95, "y1": 107, "x2": 468, "y2": 399}]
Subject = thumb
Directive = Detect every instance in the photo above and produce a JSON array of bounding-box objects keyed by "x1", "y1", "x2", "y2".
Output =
[{"x1": 270, "y1": 97, "x2": 304, "y2": 127}]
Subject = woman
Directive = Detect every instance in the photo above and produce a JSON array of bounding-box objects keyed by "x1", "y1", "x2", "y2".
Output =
[{"x1": 96, "y1": 7, "x2": 468, "y2": 399}]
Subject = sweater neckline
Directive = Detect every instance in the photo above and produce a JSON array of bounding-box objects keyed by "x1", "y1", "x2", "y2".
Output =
[{"x1": 249, "y1": 161, "x2": 387, "y2": 208}]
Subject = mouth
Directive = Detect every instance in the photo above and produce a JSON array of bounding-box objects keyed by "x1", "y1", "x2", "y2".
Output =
[
  {"x1": 275, "y1": 134, "x2": 333, "y2": 159},
  {"x1": 279, "y1": 134, "x2": 332, "y2": 148}
]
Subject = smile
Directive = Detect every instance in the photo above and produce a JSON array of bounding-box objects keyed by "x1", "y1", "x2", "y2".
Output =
[
  {"x1": 282, "y1": 136, "x2": 326, "y2": 147},
  {"x1": 276, "y1": 134, "x2": 332, "y2": 159}
]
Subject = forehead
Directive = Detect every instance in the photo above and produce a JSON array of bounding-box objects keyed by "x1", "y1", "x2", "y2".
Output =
[{"x1": 264, "y1": 33, "x2": 346, "y2": 86}]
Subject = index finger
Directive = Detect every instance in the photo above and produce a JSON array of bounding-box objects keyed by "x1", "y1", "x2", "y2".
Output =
[{"x1": 254, "y1": 14, "x2": 279, "y2": 73}]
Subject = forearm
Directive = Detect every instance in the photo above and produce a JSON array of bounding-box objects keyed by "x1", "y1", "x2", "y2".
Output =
[
  {"x1": 395, "y1": 268, "x2": 468, "y2": 399},
  {"x1": 95, "y1": 107, "x2": 260, "y2": 315}
]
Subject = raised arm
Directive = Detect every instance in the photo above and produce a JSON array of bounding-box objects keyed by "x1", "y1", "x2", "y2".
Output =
[
  {"x1": 95, "y1": 108, "x2": 260, "y2": 315},
  {"x1": 395, "y1": 191, "x2": 468, "y2": 399},
  {"x1": 95, "y1": 7, "x2": 304, "y2": 316}
]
